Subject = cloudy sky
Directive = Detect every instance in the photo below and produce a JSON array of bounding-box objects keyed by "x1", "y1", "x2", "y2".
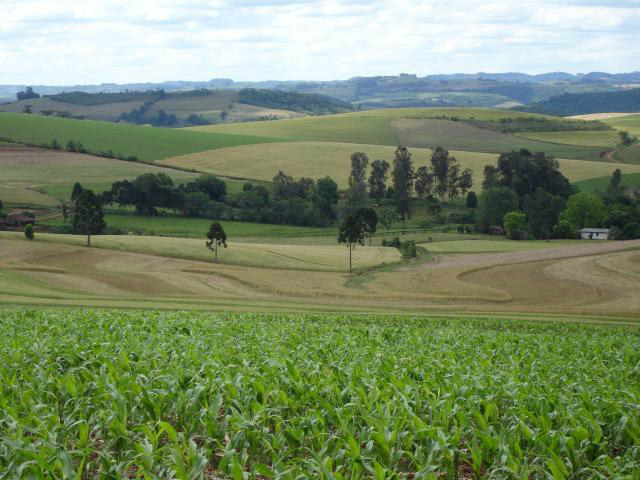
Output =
[{"x1": 1, "y1": 0, "x2": 639, "y2": 85}]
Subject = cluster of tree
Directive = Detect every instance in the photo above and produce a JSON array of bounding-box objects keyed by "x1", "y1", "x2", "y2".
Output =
[
  {"x1": 119, "y1": 99, "x2": 178, "y2": 126},
  {"x1": 16, "y1": 87, "x2": 40, "y2": 100},
  {"x1": 50, "y1": 90, "x2": 165, "y2": 106},
  {"x1": 517, "y1": 88, "x2": 640, "y2": 116},
  {"x1": 477, "y1": 150, "x2": 640, "y2": 240},
  {"x1": 348, "y1": 147, "x2": 473, "y2": 227},
  {"x1": 618, "y1": 131, "x2": 638, "y2": 147},
  {"x1": 478, "y1": 149, "x2": 575, "y2": 238},
  {"x1": 236, "y1": 88, "x2": 352, "y2": 114},
  {"x1": 102, "y1": 172, "x2": 340, "y2": 227},
  {"x1": 185, "y1": 113, "x2": 211, "y2": 126},
  {"x1": 470, "y1": 117, "x2": 612, "y2": 134},
  {"x1": 43, "y1": 138, "x2": 138, "y2": 162}
]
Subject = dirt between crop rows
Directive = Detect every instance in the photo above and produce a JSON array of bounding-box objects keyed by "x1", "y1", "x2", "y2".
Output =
[{"x1": 409, "y1": 240, "x2": 640, "y2": 271}]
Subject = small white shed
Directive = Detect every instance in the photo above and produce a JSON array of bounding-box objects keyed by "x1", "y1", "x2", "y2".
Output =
[{"x1": 580, "y1": 228, "x2": 610, "y2": 240}]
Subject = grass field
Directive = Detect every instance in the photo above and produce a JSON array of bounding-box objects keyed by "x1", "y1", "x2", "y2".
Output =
[
  {"x1": 603, "y1": 113, "x2": 640, "y2": 136},
  {"x1": 1, "y1": 308, "x2": 638, "y2": 478},
  {"x1": 573, "y1": 172, "x2": 640, "y2": 192},
  {"x1": 0, "y1": 231, "x2": 399, "y2": 271},
  {"x1": 0, "y1": 97, "x2": 146, "y2": 122},
  {"x1": 0, "y1": 144, "x2": 204, "y2": 206},
  {"x1": 425, "y1": 239, "x2": 589, "y2": 253},
  {"x1": 614, "y1": 144, "x2": 640, "y2": 164},
  {"x1": 160, "y1": 141, "x2": 640, "y2": 189},
  {"x1": 0, "y1": 112, "x2": 283, "y2": 162},
  {"x1": 49, "y1": 213, "x2": 330, "y2": 239},
  {"x1": 515, "y1": 130, "x2": 621, "y2": 147}
]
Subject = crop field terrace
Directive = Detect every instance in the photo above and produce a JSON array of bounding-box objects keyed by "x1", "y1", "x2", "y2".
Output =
[{"x1": 0, "y1": 309, "x2": 638, "y2": 478}]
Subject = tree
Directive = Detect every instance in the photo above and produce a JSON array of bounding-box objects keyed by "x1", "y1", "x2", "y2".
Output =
[
  {"x1": 17, "y1": 87, "x2": 40, "y2": 101},
  {"x1": 619, "y1": 130, "x2": 636, "y2": 146},
  {"x1": 522, "y1": 188, "x2": 565, "y2": 239},
  {"x1": 458, "y1": 169, "x2": 473, "y2": 205},
  {"x1": 379, "y1": 209, "x2": 399, "y2": 230},
  {"x1": 478, "y1": 188, "x2": 519, "y2": 227},
  {"x1": 427, "y1": 204, "x2": 442, "y2": 223},
  {"x1": 503, "y1": 211, "x2": 528, "y2": 240},
  {"x1": 392, "y1": 147, "x2": 413, "y2": 228},
  {"x1": 561, "y1": 192, "x2": 605, "y2": 230},
  {"x1": 72, "y1": 190, "x2": 106, "y2": 247},
  {"x1": 22, "y1": 105, "x2": 33, "y2": 114},
  {"x1": 482, "y1": 165, "x2": 499, "y2": 190},
  {"x1": 466, "y1": 191, "x2": 478, "y2": 208},
  {"x1": 206, "y1": 222, "x2": 227, "y2": 263},
  {"x1": 355, "y1": 207, "x2": 378, "y2": 246},
  {"x1": 71, "y1": 182, "x2": 84, "y2": 201},
  {"x1": 430, "y1": 147, "x2": 456, "y2": 201},
  {"x1": 337, "y1": 215, "x2": 363, "y2": 273},
  {"x1": 446, "y1": 164, "x2": 460, "y2": 204},
  {"x1": 348, "y1": 152, "x2": 369, "y2": 207},
  {"x1": 606, "y1": 168, "x2": 623, "y2": 196},
  {"x1": 59, "y1": 199, "x2": 71, "y2": 222},
  {"x1": 368, "y1": 159, "x2": 390, "y2": 202},
  {"x1": 220, "y1": 110, "x2": 228, "y2": 121},
  {"x1": 414, "y1": 166, "x2": 433, "y2": 199},
  {"x1": 24, "y1": 223, "x2": 34, "y2": 240},
  {"x1": 313, "y1": 176, "x2": 339, "y2": 223}
]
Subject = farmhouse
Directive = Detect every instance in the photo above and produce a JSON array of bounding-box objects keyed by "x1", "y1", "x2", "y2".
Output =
[
  {"x1": 580, "y1": 228, "x2": 610, "y2": 240},
  {"x1": 6, "y1": 213, "x2": 36, "y2": 227}
]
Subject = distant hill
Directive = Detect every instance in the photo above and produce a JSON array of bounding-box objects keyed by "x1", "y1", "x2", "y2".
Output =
[
  {"x1": 3, "y1": 71, "x2": 639, "y2": 109},
  {"x1": 516, "y1": 89, "x2": 640, "y2": 116},
  {"x1": 0, "y1": 88, "x2": 349, "y2": 126}
]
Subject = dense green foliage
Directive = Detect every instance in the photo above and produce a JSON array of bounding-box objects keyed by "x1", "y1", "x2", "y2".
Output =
[
  {"x1": 1, "y1": 309, "x2": 639, "y2": 478},
  {"x1": 237, "y1": 88, "x2": 352, "y2": 114},
  {"x1": 518, "y1": 88, "x2": 640, "y2": 116},
  {"x1": 50, "y1": 90, "x2": 160, "y2": 105}
]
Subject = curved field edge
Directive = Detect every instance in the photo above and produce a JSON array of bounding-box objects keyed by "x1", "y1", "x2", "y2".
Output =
[{"x1": 0, "y1": 308, "x2": 638, "y2": 478}]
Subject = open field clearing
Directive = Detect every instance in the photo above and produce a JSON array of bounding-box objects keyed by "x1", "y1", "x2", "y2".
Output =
[
  {"x1": 568, "y1": 112, "x2": 639, "y2": 120},
  {"x1": 573, "y1": 172, "x2": 640, "y2": 192},
  {"x1": 614, "y1": 144, "x2": 640, "y2": 164},
  {"x1": 0, "y1": 232, "x2": 399, "y2": 271},
  {"x1": 1, "y1": 235, "x2": 639, "y2": 316},
  {"x1": 424, "y1": 239, "x2": 589, "y2": 253},
  {"x1": 0, "y1": 112, "x2": 283, "y2": 162},
  {"x1": 1, "y1": 309, "x2": 638, "y2": 478},
  {"x1": 603, "y1": 113, "x2": 640, "y2": 136},
  {"x1": 44, "y1": 213, "x2": 330, "y2": 239},
  {"x1": 515, "y1": 130, "x2": 621, "y2": 147},
  {"x1": 160, "y1": 141, "x2": 640, "y2": 188},
  {"x1": 0, "y1": 144, "x2": 202, "y2": 206},
  {"x1": 187, "y1": 108, "x2": 600, "y2": 160},
  {"x1": 0, "y1": 97, "x2": 146, "y2": 121},
  {"x1": 390, "y1": 118, "x2": 604, "y2": 160}
]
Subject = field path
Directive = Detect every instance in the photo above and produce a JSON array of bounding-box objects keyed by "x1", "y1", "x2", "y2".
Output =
[{"x1": 407, "y1": 240, "x2": 640, "y2": 271}]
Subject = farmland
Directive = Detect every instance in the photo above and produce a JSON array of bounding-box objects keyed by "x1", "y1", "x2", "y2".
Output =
[
  {"x1": 187, "y1": 108, "x2": 605, "y2": 160},
  {"x1": 1, "y1": 308, "x2": 639, "y2": 478},
  {"x1": 0, "y1": 231, "x2": 396, "y2": 271},
  {"x1": 160, "y1": 141, "x2": 640, "y2": 189},
  {"x1": 0, "y1": 112, "x2": 283, "y2": 162},
  {"x1": 515, "y1": 130, "x2": 621, "y2": 148},
  {"x1": 603, "y1": 113, "x2": 640, "y2": 136}
]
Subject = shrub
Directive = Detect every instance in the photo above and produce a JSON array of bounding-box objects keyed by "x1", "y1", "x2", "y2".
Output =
[
  {"x1": 24, "y1": 224, "x2": 34, "y2": 240},
  {"x1": 382, "y1": 236, "x2": 401, "y2": 248},
  {"x1": 400, "y1": 240, "x2": 417, "y2": 257}
]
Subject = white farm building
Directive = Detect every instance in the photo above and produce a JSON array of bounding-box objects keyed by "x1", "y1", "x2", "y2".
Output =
[{"x1": 580, "y1": 228, "x2": 610, "y2": 240}]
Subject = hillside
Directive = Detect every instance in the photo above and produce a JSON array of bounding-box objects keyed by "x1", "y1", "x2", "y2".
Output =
[
  {"x1": 0, "y1": 88, "x2": 349, "y2": 125},
  {"x1": 517, "y1": 88, "x2": 640, "y2": 116},
  {"x1": 0, "y1": 112, "x2": 282, "y2": 162}
]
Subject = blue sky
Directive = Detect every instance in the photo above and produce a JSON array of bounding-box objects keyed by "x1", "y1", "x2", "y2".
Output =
[{"x1": 1, "y1": 0, "x2": 639, "y2": 84}]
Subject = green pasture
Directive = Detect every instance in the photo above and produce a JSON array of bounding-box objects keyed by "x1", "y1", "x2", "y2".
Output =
[
  {"x1": 604, "y1": 114, "x2": 640, "y2": 136},
  {"x1": 515, "y1": 130, "x2": 620, "y2": 147},
  {"x1": 0, "y1": 112, "x2": 283, "y2": 162}
]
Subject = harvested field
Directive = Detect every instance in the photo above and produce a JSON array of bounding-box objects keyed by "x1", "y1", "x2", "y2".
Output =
[{"x1": 568, "y1": 112, "x2": 639, "y2": 120}]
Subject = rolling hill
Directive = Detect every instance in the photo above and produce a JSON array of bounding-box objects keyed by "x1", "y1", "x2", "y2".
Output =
[{"x1": 517, "y1": 88, "x2": 640, "y2": 117}]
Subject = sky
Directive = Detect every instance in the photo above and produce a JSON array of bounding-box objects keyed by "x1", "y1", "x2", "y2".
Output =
[{"x1": 1, "y1": 0, "x2": 639, "y2": 85}]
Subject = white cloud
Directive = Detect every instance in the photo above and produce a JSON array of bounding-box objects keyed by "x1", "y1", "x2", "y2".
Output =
[{"x1": 0, "y1": 0, "x2": 638, "y2": 84}]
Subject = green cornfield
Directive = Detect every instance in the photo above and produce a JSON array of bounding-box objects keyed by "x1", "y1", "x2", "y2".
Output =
[{"x1": 1, "y1": 309, "x2": 639, "y2": 479}]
